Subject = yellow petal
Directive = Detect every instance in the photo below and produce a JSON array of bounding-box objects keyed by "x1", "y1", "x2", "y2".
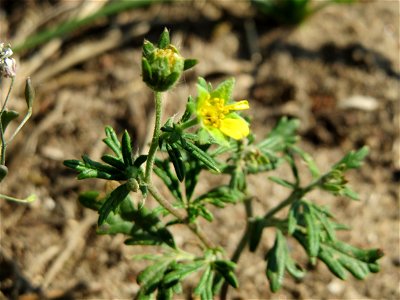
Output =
[
  {"x1": 225, "y1": 100, "x2": 249, "y2": 111},
  {"x1": 219, "y1": 117, "x2": 250, "y2": 140}
]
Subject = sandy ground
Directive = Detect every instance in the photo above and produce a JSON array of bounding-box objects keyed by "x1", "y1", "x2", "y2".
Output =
[{"x1": 0, "y1": 1, "x2": 399, "y2": 299}]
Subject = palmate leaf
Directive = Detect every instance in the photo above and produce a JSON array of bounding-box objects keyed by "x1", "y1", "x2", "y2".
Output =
[
  {"x1": 293, "y1": 223, "x2": 383, "y2": 280},
  {"x1": 279, "y1": 199, "x2": 382, "y2": 290}
]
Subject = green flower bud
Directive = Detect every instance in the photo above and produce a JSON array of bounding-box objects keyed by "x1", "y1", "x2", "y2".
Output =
[
  {"x1": 24, "y1": 77, "x2": 35, "y2": 109},
  {"x1": 141, "y1": 28, "x2": 196, "y2": 92}
]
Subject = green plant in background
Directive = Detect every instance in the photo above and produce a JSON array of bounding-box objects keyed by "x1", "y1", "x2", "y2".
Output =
[
  {"x1": 252, "y1": 0, "x2": 356, "y2": 25},
  {"x1": 0, "y1": 42, "x2": 35, "y2": 203},
  {"x1": 65, "y1": 29, "x2": 383, "y2": 299}
]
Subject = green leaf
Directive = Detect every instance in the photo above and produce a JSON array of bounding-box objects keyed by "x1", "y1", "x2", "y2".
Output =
[
  {"x1": 179, "y1": 140, "x2": 220, "y2": 173},
  {"x1": 126, "y1": 207, "x2": 176, "y2": 248},
  {"x1": 302, "y1": 202, "x2": 320, "y2": 259},
  {"x1": 183, "y1": 59, "x2": 198, "y2": 71},
  {"x1": 334, "y1": 146, "x2": 369, "y2": 170},
  {"x1": 318, "y1": 245, "x2": 348, "y2": 280},
  {"x1": 142, "y1": 40, "x2": 155, "y2": 58},
  {"x1": 291, "y1": 145, "x2": 320, "y2": 178},
  {"x1": 194, "y1": 185, "x2": 244, "y2": 205},
  {"x1": 198, "y1": 205, "x2": 214, "y2": 222},
  {"x1": 210, "y1": 77, "x2": 234, "y2": 102},
  {"x1": 162, "y1": 261, "x2": 205, "y2": 286},
  {"x1": 98, "y1": 183, "x2": 130, "y2": 225},
  {"x1": 213, "y1": 260, "x2": 238, "y2": 288},
  {"x1": 287, "y1": 202, "x2": 299, "y2": 235},
  {"x1": 166, "y1": 143, "x2": 185, "y2": 182},
  {"x1": 124, "y1": 233, "x2": 166, "y2": 246},
  {"x1": 184, "y1": 157, "x2": 202, "y2": 201},
  {"x1": 268, "y1": 176, "x2": 295, "y2": 189},
  {"x1": 137, "y1": 259, "x2": 172, "y2": 295},
  {"x1": 285, "y1": 252, "x2": 306, "y2": 280},
  {"x1": 194, "y1": 266, "x2": 214, "y2": 300},
  {"x1": 134, "y1": 154, "x2": 148, "y2": 167},
  {"x1": 121, "y1": 130, "x2": 134, "y2": 166},
  {"x1": 1, "y1": 110, "x2": 19, "y2": 131},
  {"x1": 154, "y1": 159, "x2": 183, "y2": 202},
  {"x1": 313, "y1": 206, "x2": 336, "y2": 241},
  {"x1": 104, "y1": 126, "x2": 122, "y2": 158},
  {"x1": 341, "y1": 186, "x2": 359, "y2": 200},
  {"x1": 249, "y1": 218, "x2": 265, "y2": 252},
  {"x1": 331, "y1": 240, "x2": 384, "y2": 263},
  {"x1": 194, "y1": 265, "x2": 211, "y2": 294},
  {"x1": 98, "y1": 213, "x2": 134, "y2": 235},
  {"x1": 142, "y1": 57, "x2": 153, "y2": 83},
  {"x1": 158, "y1": 28, "x2": 170, "y2": 48},
  {"x1": 265, "y1": 229, "x2": 287, "y2": 292},
  {"x1": 293, "y1": 229, "x2": 383, "y2": 281},
  {"x1": 258, "y1": 117, "x2": 299, "y2": 152},
  {"x1": 101, "y1": 154, "x2": 125, "y2": 169},
  {"x1": 78, "y1": 190, "x2": 102, "y2": 211}
]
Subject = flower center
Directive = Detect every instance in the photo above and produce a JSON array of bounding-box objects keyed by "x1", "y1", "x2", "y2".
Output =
[
  {"x1": 199, "y1": 97, "x2": 229, "y2": 128},
  {"x1": 154, "y1": 47, "x2": 180, "y2": 66}
]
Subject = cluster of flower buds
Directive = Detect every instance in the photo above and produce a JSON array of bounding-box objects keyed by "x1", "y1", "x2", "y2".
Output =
[
  {"x1": 142, "y1": 28, "x2": 197, "y2": 92},
  {"x1": 0, "y1": 43, "x2": 17, "y2": 78}
]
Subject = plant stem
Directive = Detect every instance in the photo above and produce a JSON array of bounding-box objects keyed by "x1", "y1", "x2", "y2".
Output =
[
  {"x1": 0, "y1": 77, "x2": 15, "y2": 165},
  {"x1": 7, "y1": 106, "x2": 32, "y2": 145},
  {"x1": 220, "y1": 198, "x2": 253, "y2": 300},
  {"x1": 147, "y1": 184, "x2": 215, "y2": 249},
  {"x1": 145, "y1": 91, "x2": 163, "y2": 184}
]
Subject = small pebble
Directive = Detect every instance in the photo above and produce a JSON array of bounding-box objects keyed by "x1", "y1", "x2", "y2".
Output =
[{"x1": 327, "y1": 279, "x2": 345, "y2": 295}]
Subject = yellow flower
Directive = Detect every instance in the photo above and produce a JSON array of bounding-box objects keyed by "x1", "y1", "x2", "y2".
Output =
[
  {"x1": 195, "y1": 77, "x2": 250, "y2": 144},
  {"x1": 198, "y1": 95, "x2": 250, "y2": 140}
]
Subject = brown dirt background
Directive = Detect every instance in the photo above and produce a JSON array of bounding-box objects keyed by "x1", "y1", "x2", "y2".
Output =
[{"x1": 0, "y1": 0, "x2": 399, "y2": 299}]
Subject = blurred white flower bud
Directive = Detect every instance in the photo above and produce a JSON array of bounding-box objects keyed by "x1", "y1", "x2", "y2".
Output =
[
  {"x1": 3, "y1": 57, "x2": 17, "y2": 78},
  {"x1": 0, "y1": 42, "x2": 17, "y2": 78}
]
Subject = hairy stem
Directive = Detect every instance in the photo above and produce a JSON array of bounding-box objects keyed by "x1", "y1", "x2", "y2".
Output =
[
  {"x1": 145, "y1": 91, "x2": 163, "y2": 184},
  {"x1": 147, "y1": 184, "x2": 215, "y2": 249}
]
